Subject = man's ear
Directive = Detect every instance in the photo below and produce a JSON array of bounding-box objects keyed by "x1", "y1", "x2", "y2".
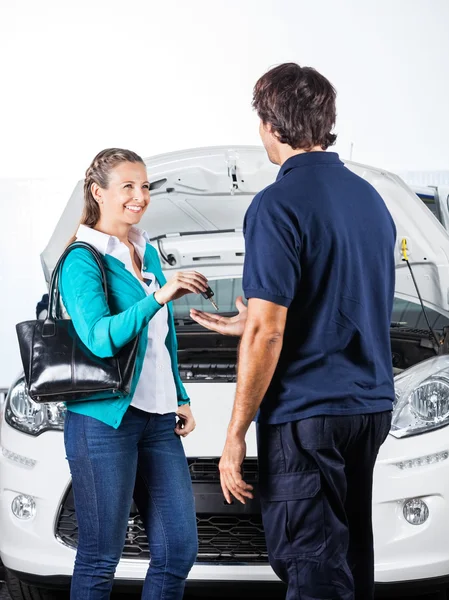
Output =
[
  {"x1": 261, "y1": 120, "x2": 272, "y2": 134},
  {"x1": 263, "y1": 121, "x2": 281, "y2": 140}
]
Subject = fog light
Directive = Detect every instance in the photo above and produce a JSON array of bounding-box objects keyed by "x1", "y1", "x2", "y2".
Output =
[
  {"x1": 11, "y1": 495, "x2": 36, "y2": 520},
  {"x1": 403, "y1": 498, "x2": 429, "y2": 525},
  {"x1": 2, "y1": 447, "x2": 36, "y2": 468},
  {"x1": 395, "y1": 451, "x2": 449, "y2": 470}
]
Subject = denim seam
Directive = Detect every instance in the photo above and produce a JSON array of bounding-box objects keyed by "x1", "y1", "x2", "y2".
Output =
[
  {"x1": 140, "y1": 472, "x2": 169, "y2": 600},
  {"x1": 82, "y1": 415, "x2": 101, "y2": 600},
  {"x1": 142, "y1": 410, "x2": 154, "y2": 436}
]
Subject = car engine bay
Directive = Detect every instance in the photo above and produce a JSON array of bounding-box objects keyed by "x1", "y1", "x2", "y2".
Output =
[{"x1": 175, "y1": 318, "x2": 446, "y2": 382}]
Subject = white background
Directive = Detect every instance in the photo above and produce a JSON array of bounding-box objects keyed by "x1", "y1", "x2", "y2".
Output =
[{"x1": 0, "y1": 0, "x2": 449, "y2": 387}]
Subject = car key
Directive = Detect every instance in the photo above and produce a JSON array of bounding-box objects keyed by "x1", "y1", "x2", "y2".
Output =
[{"x1": 201, "y1": 286, "x2": 219, "y2": 311}]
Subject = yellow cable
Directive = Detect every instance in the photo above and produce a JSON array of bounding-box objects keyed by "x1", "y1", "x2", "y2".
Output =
[{"x1": 401, "y1": 238, "x2": 409, "y2": 261}]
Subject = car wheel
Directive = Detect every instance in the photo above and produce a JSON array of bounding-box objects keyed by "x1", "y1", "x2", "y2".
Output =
[{"x1": 5, "y1": 569, "x2": 66, "y2": 600}]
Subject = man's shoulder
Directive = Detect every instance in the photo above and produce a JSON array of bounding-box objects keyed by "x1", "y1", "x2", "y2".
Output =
[{"x1": 246, "y1": 180, "x2": 291, "y2": 220}]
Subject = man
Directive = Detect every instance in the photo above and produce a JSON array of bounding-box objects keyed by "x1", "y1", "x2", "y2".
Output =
[{"x1": 190, "y1": 63, "x2": 395, "y2": 600}]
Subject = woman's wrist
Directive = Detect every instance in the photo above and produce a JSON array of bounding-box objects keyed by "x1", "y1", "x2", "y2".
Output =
[{"x1": 153, "y1": 290, "x2": 165, "y2": 306}]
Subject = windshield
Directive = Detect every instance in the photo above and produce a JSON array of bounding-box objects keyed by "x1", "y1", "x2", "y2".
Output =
[
  {"x1": 416, "y1": 191, "x2": 443, "y2": 224},
  {"x1": 391, "y1": 297, "x2": 449, "y2": 330},
  {"x1": 172, "y1": 277, "x2": 449, "y2": 331},
  {"x1": 173, "y1": 277, "x2": 245, "y2": 318}
]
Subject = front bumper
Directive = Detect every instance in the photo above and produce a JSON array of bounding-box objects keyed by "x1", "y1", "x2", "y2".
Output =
[
  {"x1": 0, "y1": 412, "x2": 277, "y2": 583},
  {"x1": 373, "y1": 424, "x2": 449, "y2": 583},
  {"x1": 8, "y1": 570, "x2": 449, "y2": 598},
  {"x1": 6, "y1": 569, "x2": 286, "y2": 598},
  {"x1": 3, "y1": 387, "x2": 449, "y2": 587}
]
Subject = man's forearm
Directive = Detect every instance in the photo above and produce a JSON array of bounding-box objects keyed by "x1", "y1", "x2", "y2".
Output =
[{"x1": 228, "y1": 326, "x2": 283, "y2": 437}]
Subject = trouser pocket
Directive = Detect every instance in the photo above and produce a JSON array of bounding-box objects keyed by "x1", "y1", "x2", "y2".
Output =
[{"x1": 260, "y1": 470, "x2": 326, "y2": 559}]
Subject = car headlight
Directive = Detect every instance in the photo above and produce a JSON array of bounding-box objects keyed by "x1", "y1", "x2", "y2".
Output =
[
  {"x1": 4, "y1": 378, "x2": 66, "y2": 436},
  {"x1": 392, "y1": 355, "x2": 449, "y2": 438}
]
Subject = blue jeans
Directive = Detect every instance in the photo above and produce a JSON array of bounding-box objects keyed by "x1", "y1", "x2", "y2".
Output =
[{"x1": 64, "y1": 407, "x2": 198, "y2": 600}]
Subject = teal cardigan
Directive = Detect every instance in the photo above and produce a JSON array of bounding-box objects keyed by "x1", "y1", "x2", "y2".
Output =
[{"x1": 59, "y1": 242, "x2": 190, "y2": 428}]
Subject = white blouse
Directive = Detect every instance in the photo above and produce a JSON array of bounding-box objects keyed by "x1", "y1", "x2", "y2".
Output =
[{"x1": 75, "y1": 224, "x2": 178, "y2": 415}]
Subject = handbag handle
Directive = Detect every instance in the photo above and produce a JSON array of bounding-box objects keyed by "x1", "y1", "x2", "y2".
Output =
[{"x1": 43, "y1": 241, "x2": 108, "y2": 336}]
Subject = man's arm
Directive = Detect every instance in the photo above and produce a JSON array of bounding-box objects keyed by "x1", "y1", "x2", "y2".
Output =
[
  {"x1": 229, "y1": 298, "x2": 287, "y2": 436},
  {"x1": 219, "y1": 297, "x2": 287, "y2": 504},
  {"x1": 216, "y1": 191, "x2": 300, "y2": 503}
]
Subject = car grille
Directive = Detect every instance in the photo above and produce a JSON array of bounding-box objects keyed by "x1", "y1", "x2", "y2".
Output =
[
  {"x1": 56, "y1": 458, "x2": 268, "y2": 564},
  {"x1": 178, "y1": 362, "x2": 237, "y2": 382},
  {"x1": 189, "y1": 457, "x2": 259, "y2": 483}
]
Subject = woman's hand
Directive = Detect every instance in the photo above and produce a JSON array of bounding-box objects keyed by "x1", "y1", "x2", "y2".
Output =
[
  {"x1": 175, "y1": 404, "x2": 196, "y2": 437},
  {"x1": 190, "y1": 296, "x2": 247, "y2": 337},
  {"x1": 154, "y1": 271, "x2": 209, "y2": 305}
]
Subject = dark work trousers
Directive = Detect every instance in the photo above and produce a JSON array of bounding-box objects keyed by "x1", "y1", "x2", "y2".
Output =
[{"x1": 257, "y1": 412, "x2": 392, "y2": 600}]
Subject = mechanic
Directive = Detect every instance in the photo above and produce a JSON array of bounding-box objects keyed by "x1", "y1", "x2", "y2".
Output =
[{"x1": 190, "y1": 62, "x2": 396, "y2": 600}]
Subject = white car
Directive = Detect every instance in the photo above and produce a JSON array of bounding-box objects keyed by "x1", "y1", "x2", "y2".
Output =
[{"x1": 2, "y1": 146, "x2": 449, "y2": 599}]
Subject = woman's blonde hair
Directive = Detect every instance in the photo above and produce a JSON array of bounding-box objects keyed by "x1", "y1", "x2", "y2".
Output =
[
  {"x1": 82, "y1": 147, "x2": 145, "y2": 227},
  {"x1": 68, "y1": 148, "x2": 145, "y2": 244}
]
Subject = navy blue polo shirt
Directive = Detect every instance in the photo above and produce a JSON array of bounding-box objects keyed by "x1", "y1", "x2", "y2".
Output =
[{"x1": 242, "y1": 151, "x2": 396, "y2": 424}]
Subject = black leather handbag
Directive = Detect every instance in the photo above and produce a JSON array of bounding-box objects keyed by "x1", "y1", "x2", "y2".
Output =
[{"x1": 16, "y1": 241, "x2": 139, "y2": 404}]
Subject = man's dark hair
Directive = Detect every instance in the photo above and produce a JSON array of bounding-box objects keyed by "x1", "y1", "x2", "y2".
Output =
[{"x1": 252, "y1": 63, "x2": 337, "y2": 150}]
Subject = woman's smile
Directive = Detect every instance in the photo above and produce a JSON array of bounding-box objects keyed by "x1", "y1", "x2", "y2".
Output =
[{"x1": 124, "y1": 204, "x2": 144, "y2": 213}]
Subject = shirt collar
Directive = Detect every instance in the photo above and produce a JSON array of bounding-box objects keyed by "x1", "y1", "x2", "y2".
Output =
[
  {"x1": 128, "y1": 226, "x2": 150, "y2": 258},
  {"x1": 276, "y1": 151, "x2": 343, "y2": 181},
  {"x1": 75, "y1": 224, "x2": 149, "y2": 256},
  {"x1": 75, "y1": 224, "x2": 111, "y2": 255}
]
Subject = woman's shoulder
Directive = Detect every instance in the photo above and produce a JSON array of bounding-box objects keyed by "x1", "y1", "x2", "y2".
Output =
[
  {"x1": 61, "y1": 247, "x2": 100, "y2": 272},
  {"x1": 60, "y1": 247, "x2": 104, "y2": 291},
  {"x1": 59, "y1": 247, "x2": 106, "y2": 306}
]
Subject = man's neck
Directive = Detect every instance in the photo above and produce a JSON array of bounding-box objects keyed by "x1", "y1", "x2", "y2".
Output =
[{"x1": 278, "y1": 144, "x2": 324, "y2": 166}]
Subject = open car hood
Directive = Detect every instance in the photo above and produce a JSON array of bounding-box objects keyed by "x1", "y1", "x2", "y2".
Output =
[{"x1": 42, "y1": 146, "x2": 449, "y2": 315}]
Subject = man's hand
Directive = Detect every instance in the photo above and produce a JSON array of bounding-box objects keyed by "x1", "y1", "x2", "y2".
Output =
[
  {"x1": 190, "y1": 296, "x2": 247, "y2": 337},
  {"x1": 219, "y1": 433, "x2": 254, "y2": 504}
]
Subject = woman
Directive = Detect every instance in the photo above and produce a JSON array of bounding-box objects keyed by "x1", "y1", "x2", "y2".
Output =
[{"x1": 60, "y1": 148, "x2": 206, "y2": 600}]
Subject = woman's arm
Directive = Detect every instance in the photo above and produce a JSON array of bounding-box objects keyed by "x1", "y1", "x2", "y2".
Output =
[{"x1": 60, "y1": 248, "x2": 162, "y2": 358}]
